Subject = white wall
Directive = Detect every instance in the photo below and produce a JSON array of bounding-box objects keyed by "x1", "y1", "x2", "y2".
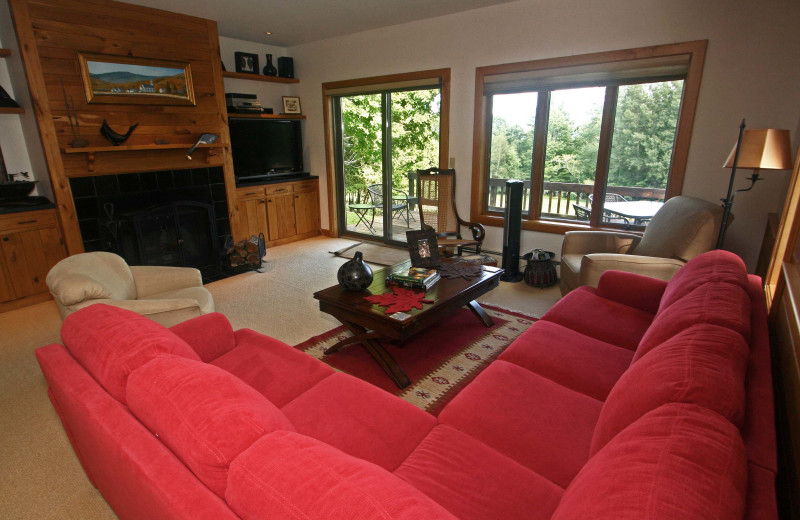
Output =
[
  {"x1": 0, "y1": 0, "x2": 50, "y2": 198},
  {"x1": 289, "y1": 0, "x2": 800, "y2": 270}
]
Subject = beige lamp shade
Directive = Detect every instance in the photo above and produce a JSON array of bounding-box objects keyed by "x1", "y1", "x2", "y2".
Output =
[{"x1": 724, "y1": 128, "x2": 793, "y2": 170}]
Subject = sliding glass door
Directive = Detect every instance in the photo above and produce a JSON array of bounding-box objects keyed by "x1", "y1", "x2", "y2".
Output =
[{"x1": 334, "y1": 86, "x2": 441, "y2": 245}]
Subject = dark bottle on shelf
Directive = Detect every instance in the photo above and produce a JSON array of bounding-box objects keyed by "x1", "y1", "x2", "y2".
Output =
[{"x1": 263, "y1": 54, "x2": 278, "y2": 76}]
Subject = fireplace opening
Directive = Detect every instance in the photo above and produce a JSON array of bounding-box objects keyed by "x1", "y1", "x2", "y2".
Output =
[{"x1": 70, "y1": 169, "x2": 231, "y2": 280}]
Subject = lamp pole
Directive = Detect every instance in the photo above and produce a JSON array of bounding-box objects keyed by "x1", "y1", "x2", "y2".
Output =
[{"x1": 717, "y1": 119, "x2": 746, "y2": 249}]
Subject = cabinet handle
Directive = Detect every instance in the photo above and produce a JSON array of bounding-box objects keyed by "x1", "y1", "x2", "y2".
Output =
[
  {"x1": 245, "y1": 192, "x2": 258, "y2": 196},
  {"x1": 275, "y1": 188, "x2": 287, "y2": 192},
  {"x1": 2, "y1": 237, "x2": 8, "y2": 242},
  {"x1": 17, "y1": 220, "x2": 36, "y2": 225},
  {"x1": 259, "y1": 200, "x2": 265, "y2": 204},
  {"x1": 268, "y1": 199, "x2": 272, "y2": 202}
]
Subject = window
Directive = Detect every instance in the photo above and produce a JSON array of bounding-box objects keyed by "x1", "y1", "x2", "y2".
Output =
[
  {"x1": 323, "y1": 70, "x2": 450, "y2": 242},
  {"x1": 471, "y1": 41, "x2": 707, "y2": 232}
]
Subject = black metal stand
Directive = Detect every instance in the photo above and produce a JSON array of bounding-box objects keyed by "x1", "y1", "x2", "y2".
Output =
[{"x1": 717, "y1": 119, "x2": 760, "y2": 249}]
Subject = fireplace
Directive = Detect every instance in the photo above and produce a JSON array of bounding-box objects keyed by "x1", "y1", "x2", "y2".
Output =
[{"x1": 69, "y1": 168, "x2": 230, "y2": 279}]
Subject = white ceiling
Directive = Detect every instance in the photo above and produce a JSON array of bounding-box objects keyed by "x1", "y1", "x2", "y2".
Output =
[{"x1": 125, "y1": 0, "x2": 519, "y2": 47}]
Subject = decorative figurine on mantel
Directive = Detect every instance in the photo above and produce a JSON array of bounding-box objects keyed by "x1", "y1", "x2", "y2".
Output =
[
  {"x1": 100, "y1": 119, "x2": 138, "y2": 146},
  {"x1": 263, "y1": 54, "x2": 277, "y2": 76}
]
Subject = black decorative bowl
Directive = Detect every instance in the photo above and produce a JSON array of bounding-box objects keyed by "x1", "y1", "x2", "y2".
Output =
[{"x1": 0, "y1": 180, "x2": 38, "y2": 200}]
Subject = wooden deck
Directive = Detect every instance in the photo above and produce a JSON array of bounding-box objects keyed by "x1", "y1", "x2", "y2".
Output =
[{"x1": 345, "y1": 208, "x2": 421, "y2": 242}]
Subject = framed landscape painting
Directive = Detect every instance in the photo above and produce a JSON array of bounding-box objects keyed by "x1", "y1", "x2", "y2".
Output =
[{"x1": 78, "y1": 53, "x2": 196, "y2": 105}]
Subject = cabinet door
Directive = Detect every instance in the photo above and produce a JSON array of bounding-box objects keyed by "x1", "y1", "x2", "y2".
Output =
[
  {"x1": 0, "y1": 254, "x2": 14, "y2": 303},
  {"x1": 294, "y1": 190, "x2": 319, "y2": 235},
  {"x1": 235, "y1": 198, "x2": 269, "y2": 241},
  {"x1": 266, "y1": 193, "x2": 296, "y2": 240},
  {"x1": 1, "y1": 227, "x2": 66, "y2": 299}
]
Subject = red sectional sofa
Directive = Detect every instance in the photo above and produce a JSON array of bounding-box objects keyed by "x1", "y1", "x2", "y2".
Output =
[{"x1": 35, "y1": 249, "x2": 776, "y2": 519}]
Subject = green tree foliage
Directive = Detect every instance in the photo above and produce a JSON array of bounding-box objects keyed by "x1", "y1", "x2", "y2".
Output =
[
  {"x1": 489, "y1": 80, "x2": 683, "y2": 190},
  {"x1": 340, "y1": 89, "x2": 440, "y2": 198}
]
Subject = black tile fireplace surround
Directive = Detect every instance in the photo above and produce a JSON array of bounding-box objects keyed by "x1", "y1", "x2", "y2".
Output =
[{"x1": 69, "y1": 168, "x2": 230, "y2": 278}]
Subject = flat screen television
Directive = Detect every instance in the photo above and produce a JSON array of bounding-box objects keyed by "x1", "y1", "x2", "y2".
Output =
[{"x1": 229, "y1": 118, "x2": 305, "y2": 182}]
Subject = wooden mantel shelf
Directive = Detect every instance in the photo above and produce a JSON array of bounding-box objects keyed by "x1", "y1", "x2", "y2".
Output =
[
  {"x1": 0, "y1": 106, "x2": 24, "y2": 114},
  {"x1": 0, "y1": 49, "x2": 11, "y2": 57},
  {"x1": 62, "y1": 142, "x2": 224, "y2": 172},
  {"x1": 222, "y1": 71, "x2": 299, "y2": 84},
  {"x1": 63, "y1": 142, "x2": 222, "y2": 154}
]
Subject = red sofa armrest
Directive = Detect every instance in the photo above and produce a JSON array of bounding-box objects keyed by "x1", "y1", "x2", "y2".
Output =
[
  {"x1": 169, "y1": 312, "x2": 236, "y2": 362},
  {"x1": 595, "y1": 270, "x2": 667, "y2": 314}
]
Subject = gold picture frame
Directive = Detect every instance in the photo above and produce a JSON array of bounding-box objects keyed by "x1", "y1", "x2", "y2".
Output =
[
  {"x1": 282, "y1": 96, "x2": 302, "y2": 114},
  {"x1": 78, "y1": 52, "x2": 196, "y2": 106}
]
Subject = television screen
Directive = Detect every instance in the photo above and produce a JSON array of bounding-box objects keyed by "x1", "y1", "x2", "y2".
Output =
[{"x1": 229, "y1": 119, "x2": 304, "y2": 180}]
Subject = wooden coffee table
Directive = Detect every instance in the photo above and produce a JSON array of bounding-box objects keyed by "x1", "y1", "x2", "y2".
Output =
[{"x1": 314, "y1": 258, "x2": 504, "y2": 388}]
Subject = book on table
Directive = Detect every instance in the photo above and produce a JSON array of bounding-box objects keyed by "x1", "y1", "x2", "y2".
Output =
[{"x1": 386, "y1": 267, "x2": 440, "y2": 290}]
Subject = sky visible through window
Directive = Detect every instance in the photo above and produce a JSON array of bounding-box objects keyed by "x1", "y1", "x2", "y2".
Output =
[{"x1": 492, "y1": 88, "x2": 606, "y2": 127}]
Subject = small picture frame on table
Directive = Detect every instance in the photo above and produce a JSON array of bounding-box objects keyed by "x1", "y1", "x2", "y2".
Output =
[
  {"x1": 406, "y1": 229, "x2": 441, "y2": 268},
  {"x1": 234, "y1": 52, "x2": 259, "y2": 74},
  {"x1": 282, "y1": 96, "x2": 302, "y2": 114}
]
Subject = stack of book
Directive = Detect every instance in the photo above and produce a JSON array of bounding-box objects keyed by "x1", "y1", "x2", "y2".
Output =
[{"x1": 386, "y1": 267, "x2": 441, "y2": 290}]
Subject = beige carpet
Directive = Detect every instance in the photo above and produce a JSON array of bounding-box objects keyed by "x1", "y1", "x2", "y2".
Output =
[
  {"x1": 329, "y1": 240, "x2": 410, "y2": 266},
  {"x1": 0, "y1": 235, "x2": 561, "y2": 519}
]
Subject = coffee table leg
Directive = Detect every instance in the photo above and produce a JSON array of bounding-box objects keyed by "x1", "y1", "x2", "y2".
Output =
[
  {"x1": 466, "y1": 300, "x2": 494, "y2": 327},
  {"x1": 325, "y1": 321, "x2": 411, "y2": 389}
]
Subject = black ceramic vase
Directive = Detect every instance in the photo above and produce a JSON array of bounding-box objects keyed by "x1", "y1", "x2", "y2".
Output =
[
  {"x1": 337, "y1": 251, "x2": 373, "y2": 291},
  {"x1": 263, "y1": 54, "x2": 278, "y2": 76}
]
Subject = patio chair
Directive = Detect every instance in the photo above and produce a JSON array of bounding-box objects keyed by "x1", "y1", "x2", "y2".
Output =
[
  {"x1": 573, "y1": 203, "x2": 591, "y2": 221},
  {"x1": 367, "y1": 184, "x2": 414, "y2": 226},
  {"x1": 589, "y1": 192, "x2": 631, "y2": 224},
  {"x1": 559, "y1": 195, "x2": 724, "y2": 295},
  {"x1": 588, "y1": 192, "x2": 629, "y2": 203},
  {"x1": 416, "y1": 167, "x2": 485, "y2": 255}
]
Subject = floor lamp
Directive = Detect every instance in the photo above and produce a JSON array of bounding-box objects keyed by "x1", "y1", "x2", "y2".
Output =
[{"x1": 716, "y1": 120, "x2": 792, "y2": 248}]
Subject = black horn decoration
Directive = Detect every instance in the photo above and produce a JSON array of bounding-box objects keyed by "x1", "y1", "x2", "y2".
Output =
[{"x1": 100, "y1": 119, "x2": 138, "y2": 146}]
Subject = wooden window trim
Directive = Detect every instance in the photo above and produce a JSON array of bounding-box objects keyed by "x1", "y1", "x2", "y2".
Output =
[
  {"x1": 470, "y1": 40, "x2": 707, "y2": 234},
  {"x1": 322, "y1": 68, "x2": 451, "y2": 236}
]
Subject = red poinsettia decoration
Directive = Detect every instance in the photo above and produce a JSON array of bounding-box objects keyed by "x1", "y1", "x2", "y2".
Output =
[{"x1": 364, "y1": 286, "x2": 432, "y2": 314}]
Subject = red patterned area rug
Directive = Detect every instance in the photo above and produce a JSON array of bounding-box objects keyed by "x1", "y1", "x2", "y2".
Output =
[{"x1": 293, "y1": 305, "x2": 536, "y2": 415}]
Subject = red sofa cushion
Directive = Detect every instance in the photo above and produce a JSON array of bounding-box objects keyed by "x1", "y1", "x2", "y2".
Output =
[
  {"x1": 635, "y1": 281, "x2": 751, "y2": 361},
  {"x1": 595, "y1": 270, "x2": 668, "y2": 315},
  {"x1": 394, "y1": 425, "x2": 563, "y2": 520},
  {"x1": 226, "y1": 430, "x2": 458, "y2": 520},
  {"x1": 553, "y1": 404, "x2": 747, "y2": 520},
  {"x1": 439, "y1": 360, "x2": 601, "y2": 488},
  {"x1": 126, "y1": 355, "x2": 294, "y2": 498},
  {"x1": 591, "y1": 324, "x2": 749, "y2": 454},
  {"x1": 211, "y1": 328, "x2": 335, "y2": 408},
  {"x1": 498, "y1": 320, "x2": 634, "y2": 401},
  {"x1": 169, "y1": 312, "x2": 236, "y2": 362},
  {"x1": 659, "y1": 250, "x2": 748, "y2": 313},
  {"x1": 61, "y1": 303, "x2": 200, "y2": 404},
  {"x1": 281, "y1": 372, "x2": 436, "y2": 471},
  {"x1": 541, "y1": 286, "x2": 655, "y2": 350}
]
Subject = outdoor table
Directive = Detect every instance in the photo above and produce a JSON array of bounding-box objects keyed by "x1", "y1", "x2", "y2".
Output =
[{"x1": 604, "y1": 200, "x2": 664, "y2": 226}]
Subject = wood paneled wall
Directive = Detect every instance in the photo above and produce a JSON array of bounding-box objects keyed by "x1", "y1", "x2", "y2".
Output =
[{"x1": 8, "y1": 0, "x2": 237, "y2": 254}]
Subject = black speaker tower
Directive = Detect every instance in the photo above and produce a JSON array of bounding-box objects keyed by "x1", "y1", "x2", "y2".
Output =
[{"x1": 501, "y1": 180, "x2": 524, "y2": 282}]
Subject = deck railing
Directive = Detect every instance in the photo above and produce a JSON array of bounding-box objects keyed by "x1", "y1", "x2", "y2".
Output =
[{"x1": 486, "y1": 178, "x2": 666, "y2": 217}]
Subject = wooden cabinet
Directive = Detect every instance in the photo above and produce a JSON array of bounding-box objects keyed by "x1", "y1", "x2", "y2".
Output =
[
  {"x1": 0, "y1": 209, "x2": 66, "y2": 309},
  {"x1": 234, "y1": 178, "x2": 319, "y2": 247}
]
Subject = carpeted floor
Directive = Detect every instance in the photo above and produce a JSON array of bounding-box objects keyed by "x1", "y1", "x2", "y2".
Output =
[{"x1": 0, "y1": 235, "x2": 561, "y2": 519}]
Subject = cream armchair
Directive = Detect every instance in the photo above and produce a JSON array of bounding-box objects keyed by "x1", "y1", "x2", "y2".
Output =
[
  {"x1": 46, "y1": 252, "x2": 215, "y2": 327},
  {"x1": 559, "y1": 196, "x2": 724, "y2": 295}
]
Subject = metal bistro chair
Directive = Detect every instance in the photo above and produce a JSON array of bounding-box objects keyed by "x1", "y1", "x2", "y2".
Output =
[
  {"x1": 416, "y1": 167, "x2": 485, "y2": 255},
  {"x1": 573, "y1": 203, "x2": 591, "y2": 221},
  {"x1": 367, "y1": 184, "x2": 414, "y2": 226}
]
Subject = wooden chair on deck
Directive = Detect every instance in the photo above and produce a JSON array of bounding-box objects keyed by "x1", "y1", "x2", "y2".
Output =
[{"x1": 416, "y1": 167, "x2": 485, "y2": 255}]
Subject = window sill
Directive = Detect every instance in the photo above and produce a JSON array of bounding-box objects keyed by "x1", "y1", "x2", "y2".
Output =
[{"x1": 474, "y1": 213, "x2": 644, "y2": 236}]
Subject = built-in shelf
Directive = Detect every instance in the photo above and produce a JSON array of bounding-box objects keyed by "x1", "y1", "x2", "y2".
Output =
[
  {"x1": 227, "y1": 113, "x2": 306, "y2": 120},
  {"x1": 0, "y1": 49, "x2": 11, "y2": 57},
  {"x1": 0, "y1": 106, "x2": 24, "y2": 114},
  {"x1": 222, "y1": 71, "x2": 299, "y2": 84}
]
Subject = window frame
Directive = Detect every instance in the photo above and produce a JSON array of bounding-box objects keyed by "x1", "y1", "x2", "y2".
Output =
[{"x1": 470, "y1": 41, "x2": 707, "y2": 234}]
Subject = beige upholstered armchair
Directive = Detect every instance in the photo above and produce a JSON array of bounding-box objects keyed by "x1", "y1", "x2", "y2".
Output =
[
  {"x1": 46, "y1": 252, "x2": 215, "y2": 327},
  {"x1": 559, "y1": 196, "x2": 724, "y2": 295}
]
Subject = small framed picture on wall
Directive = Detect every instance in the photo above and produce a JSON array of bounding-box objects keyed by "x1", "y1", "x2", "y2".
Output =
[
  {"x1": 282, "y1": 96, "x2": 302, "y2": 115},
  {"x1": 234, "y1": 52, "x2": 259, "y2": 75}
]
